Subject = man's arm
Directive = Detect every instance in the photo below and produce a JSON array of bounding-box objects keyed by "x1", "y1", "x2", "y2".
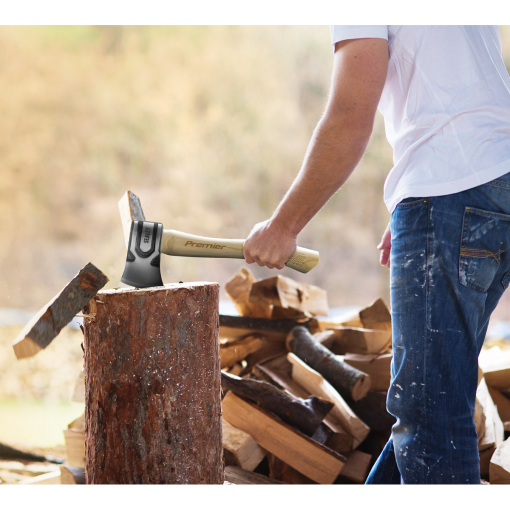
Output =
[{"x1": 243, "y1": 38, "x2": 389, "y2": 269}]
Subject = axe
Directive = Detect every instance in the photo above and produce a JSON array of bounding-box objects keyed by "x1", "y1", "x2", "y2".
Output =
[{"x1": 119, "y1": 191, "x2": 319, "y2": 288}]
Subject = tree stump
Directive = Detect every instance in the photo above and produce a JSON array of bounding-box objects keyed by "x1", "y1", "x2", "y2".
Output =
[{"x1": 83, "y1": 283, "x2": 223, "y2": 484}]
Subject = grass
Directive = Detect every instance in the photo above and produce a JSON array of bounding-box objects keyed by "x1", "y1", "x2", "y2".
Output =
[{"x1": 0, "y1": 398, "x2": 85, "y2": 447}]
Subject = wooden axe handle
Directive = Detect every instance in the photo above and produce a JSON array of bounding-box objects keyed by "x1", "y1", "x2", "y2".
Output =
[{"x1": 161, "y1": 230, "x2": 319, "y2": 274}]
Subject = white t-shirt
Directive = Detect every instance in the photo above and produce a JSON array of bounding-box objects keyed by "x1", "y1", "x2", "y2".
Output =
[{"x1": 330, "y1": 26, "x2": 510, "y2": 213}]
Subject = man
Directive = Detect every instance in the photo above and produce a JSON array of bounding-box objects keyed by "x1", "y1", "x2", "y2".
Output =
[{"x1": 242, "y1": 26, "x2": 510, "y2": 484}]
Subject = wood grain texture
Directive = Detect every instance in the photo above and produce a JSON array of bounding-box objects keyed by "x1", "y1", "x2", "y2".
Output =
[
  {"x1": 84, "y1": 283, "x2": 223, "y2": 484},
  {"x1": 12, "y1": 262, "x2": 108, "y2": 359},
  {"x1": 221, "y1": 371, "x2": 333, "y2": 436},
  {"x1": 222, "y1": 392, "x2": 346, "y2": 484}
]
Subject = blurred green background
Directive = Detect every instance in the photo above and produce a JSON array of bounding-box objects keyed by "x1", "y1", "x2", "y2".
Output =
[{"x1": 1, "y1": 26, "x2": 509, "y2": 448}]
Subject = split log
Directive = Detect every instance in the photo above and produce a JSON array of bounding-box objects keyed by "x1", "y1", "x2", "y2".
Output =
[
  {"x1": 220, "y1": 335, "x2": 266, "y2": 369},
  {"x1": 71, "y1": 370, "x2": 85, "y2": 403},
  {"x1": 222, "y1": 419, "x2": 265, "y2": 471},
  {"x1": 83, "y1": 283, "x2": 223, "y2": 484},
  {"x1": 222, "y1": 392, "x2": 346, "y2": 484},
  {"x1": 342, "y1": 352, "x2": 392, "y2": 392},
  {"x1": 221, "y1": 371, "x2": 334, "y2": 436},
  {"x1": 18, "y1": 471, "x2": 61, "y2": 484},
  {"x1": 224, "y1": 465, "x2": 284, "y2": 485},
  {"x1": 271, "y1": 306, "x2": 310, "y2": 320},
  {"x1": 12, "y1": 262, "x2": 108, "y2": 359},
  {"x1": 253, "y1": 359, "x2": 354, "y2": 453},
  {"x1": 240, "y1": 341, "x2": 287, "y2": 375},
  {"x1": 60, "y1": 466, "x2": 85, "y2": 485},
  {"x1": 324, "y1": 327, "x2": 392, "y2": 355},
  {"x1": 0, "y1": 443, "x2": 63, "y2": 464},
  {"x1": 267, "y1": 453, "x2": 316, "y2": 484},
  {"x1": 248, "y1": 275, "x2": 328, "y2": 317},
  {"x1": 287, "y1": 326, "x2": 372, "y2": 401},
  {"x1": 490, "y1": 437, "x2": 510, "y2": 484},
  {"x1": 288, "y1": 353, "x2": 370, "y2": 448},
  {"x1": 225, "y1": 267, "x2": 272, "y2": 318}
]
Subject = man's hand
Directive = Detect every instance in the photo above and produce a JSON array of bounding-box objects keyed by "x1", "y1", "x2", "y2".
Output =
[
  {"x1": 243, "y1": 219, "x2": 297, "y2": 270},
  {"x1": 378, "y1": 222, "x2": 391, "y2": 268},
  {"x1": 243, "y1": 38, "x2": 388, "y2": 271}
]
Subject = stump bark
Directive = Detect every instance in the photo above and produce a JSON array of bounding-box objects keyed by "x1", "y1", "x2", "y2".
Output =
[{"x1": 83, "y1": 282, "x2": 223, "y2": 484}]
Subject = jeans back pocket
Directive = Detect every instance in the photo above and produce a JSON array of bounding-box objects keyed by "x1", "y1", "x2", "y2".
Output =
[{"x1": 459, "y1": 207, "x2": 510, "y2": 293}]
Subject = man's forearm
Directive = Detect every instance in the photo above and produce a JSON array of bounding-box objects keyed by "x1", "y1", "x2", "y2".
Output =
[{"x1": 269, "y1": 111, "x2": 372, "y2": 236}]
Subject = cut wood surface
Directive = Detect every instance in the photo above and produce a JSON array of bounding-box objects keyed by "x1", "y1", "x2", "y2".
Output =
[
  {"x1": 68, "y1": 413, "x2": 85, "y2": 432},
  {"x1": 287, "y1": 353, "x2": 370, "y2": 449},
  {"x1": 326, "y1": 327, "x2": 392, "y2": 355},
  {"x1": 222, "y1": 391, "x2": 346, "y2": 484},
  {"x1": 488, "y1": 386, "x2": 510, "y2": 422},
  {"x1": 241, "y1": 341, "x2": 287, "y2": 374},
  {"x1": 222, "y1": 419, "x2": 265, "y2": 471},
  {"x1": 221, "y1": 371, "x2": 333, "y2": 436},
  {"x1": 287, "y1": 326, "x2": 372, "y2": 401},
  {"x1": 118, "y1": 190, "x2": 146, "y2": 247},
  {"x1": 342, "y1": 353, "x2": 392, "y2": 392},
  {"x1": 249, "y1": 275, "x2": 329, "y2": 317},
  {"x1": 225, "y1": 267, "x2": 272, "y2": 318},
  {"x1": 12, "y1": 262, "x2": 108, "y2": 359},
  {"x1": 271, "y1": 306, "x2": 310, "y2": 320},
  {"x1": 339, "y1": 450, "x2": 372, "y2": 484},
  {"x1": 490, "y1": 437, "x2": 510, "y2": 484},
  {"x1": 220, "y1": 335, "x2": 266, "y2": 369},
  {"x1": 60, "y1": 466, "x2": 85, "y2": 485},
  {"x1": 224, "y1": 465, "x2": 284, "y2": 485},
  {"x1": 84, "y1": 283, "x2": 223, "y2": 484}
]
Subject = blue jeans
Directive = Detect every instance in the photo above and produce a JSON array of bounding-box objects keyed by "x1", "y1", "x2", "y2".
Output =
[{"x1": 366, "y1": 170, "x2": 510, "y2": 484}]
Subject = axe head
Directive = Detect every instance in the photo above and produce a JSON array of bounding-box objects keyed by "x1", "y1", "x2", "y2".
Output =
[{"x1": 121, "y1": 220, "x2": 164, "y2": 288}]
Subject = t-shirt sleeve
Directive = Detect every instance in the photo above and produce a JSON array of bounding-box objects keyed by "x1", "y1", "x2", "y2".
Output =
[{"x1": 330, "y1": 25, "x2": 388, "y2": 47}]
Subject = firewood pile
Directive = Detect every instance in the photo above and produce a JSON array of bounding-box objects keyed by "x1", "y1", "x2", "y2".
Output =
[
  {"x1": 2, "y1": 265, "x2": 510, "y2": 484},
  {"x1": 219, "y1": 267, "x2": 510, "y2": 485}
]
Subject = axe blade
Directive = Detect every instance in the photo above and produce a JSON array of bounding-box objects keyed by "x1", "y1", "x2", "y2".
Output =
[{"x1": 121, "y1": 220, "x2": 164, "y2": 288}]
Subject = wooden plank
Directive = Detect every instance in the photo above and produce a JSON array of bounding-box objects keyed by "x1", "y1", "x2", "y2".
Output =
[
  {"x1": 224, "y1": 465, "x2": 284, "y2": 485},
  {"x1": 222, "y1": 391, "x2": 346, "y2": 484},
  {"x1": 342, "y1": 352, "x2": 392, "y2": 392},
  {"x1": 248, "y1": 275, "x2": 328, "y2": 317},
  {"x1": 12, "y1": 262, "x2": 109, "y2": 359},
  {"x1": 225, "y1": 267, "x2": 272, "y2": 319},
  {"x1": 287, "y1": 326, "x2": 372, "y2": 401},
  {"x1": 345, "y1": 392, "x2": 395, "y2": 432},
  {"x1": 220, "y1": 335, "x2": 266, "y2": 369},
  {"x1": 326, "y1": 327, "x2": 392, "y2": 355},
  {"x1": 287, "y1": 353, "x2": 370, "y2": 448},
  {"x1": 222, "y1": 420, "x2": 265, "y2": 471},
  {"x1": 488, "y1": 386, "x2": 510, "y2": 423},
  {"x1": 490, "y1": 437, "x2": 510, "y2": 484}
]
